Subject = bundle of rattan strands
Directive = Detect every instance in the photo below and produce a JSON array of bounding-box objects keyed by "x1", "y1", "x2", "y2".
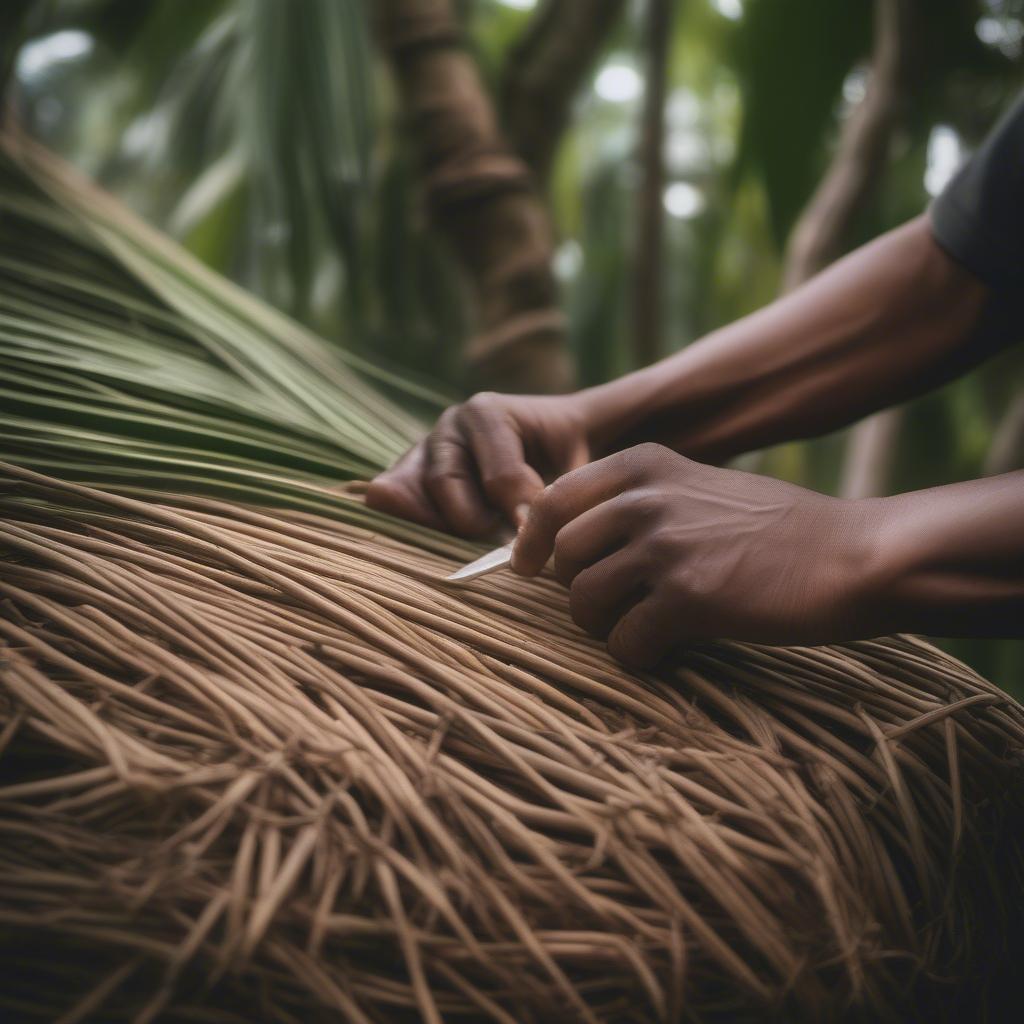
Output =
[{"x1": 1, "y1": 461, "x2": 1022, "y2": 1023}]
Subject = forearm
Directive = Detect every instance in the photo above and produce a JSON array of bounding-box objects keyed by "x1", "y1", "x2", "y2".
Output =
[
  {"x1": 860, "y1": 471, "x2": 1024, "y2": 638},
  {"x1": 575, "y1": 216, "x2": 997, "y2": 462}
]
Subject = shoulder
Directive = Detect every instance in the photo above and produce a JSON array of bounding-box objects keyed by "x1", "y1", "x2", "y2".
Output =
[{"x1": 929, "y1": 92, "x2": 1024, "y2": 293}]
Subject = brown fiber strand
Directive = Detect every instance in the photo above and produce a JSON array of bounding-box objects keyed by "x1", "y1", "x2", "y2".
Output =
[{"x1": 0, "y1": 462, "x2": 1022, "y2": 1022}]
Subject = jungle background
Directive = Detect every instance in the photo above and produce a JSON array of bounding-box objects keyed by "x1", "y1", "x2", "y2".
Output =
[{"x1": 2, "y1": 0, "x2": 1022, "y2": 692}]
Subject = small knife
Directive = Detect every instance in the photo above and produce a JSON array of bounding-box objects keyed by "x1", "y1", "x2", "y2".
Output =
[{"x1": 445, "y1": 540, "x2": 515, "y2": 583}]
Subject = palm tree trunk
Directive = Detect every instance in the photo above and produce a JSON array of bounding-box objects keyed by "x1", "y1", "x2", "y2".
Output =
[
  {"x1": 499, "y1": 0, "x2": 627, "y2": 189},
  {"x1": 376, "y1": 0, "x2": 574, "y2": 394}
]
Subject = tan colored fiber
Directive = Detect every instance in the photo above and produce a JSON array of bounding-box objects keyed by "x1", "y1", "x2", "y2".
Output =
[{"x1": 0, "y1": 461, "x2": 1022, "y2": 1022}]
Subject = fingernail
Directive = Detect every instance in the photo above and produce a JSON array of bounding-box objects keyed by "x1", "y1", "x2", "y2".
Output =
[
  {"x1": 509, "y1": 538, "x2": 525, "y2": 575},
  {"x1": 514, "y1": 503, "x2": 531, "y2": 529}
]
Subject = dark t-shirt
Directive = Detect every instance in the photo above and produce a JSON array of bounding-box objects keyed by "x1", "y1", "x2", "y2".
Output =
[{"x1": 930, "y1": 92, "x2": 1024, "y2": 292}]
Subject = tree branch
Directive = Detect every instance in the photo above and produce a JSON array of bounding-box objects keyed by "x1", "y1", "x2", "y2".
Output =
[
  {"x1": 499, "y1": 0, "x2": 627, "y2": 188},
  {"x1": 631, "y1": 0, "x2": 674, "y2": 368},
  {"x1": 985, "y1": 393, "x2": 1024, "y2": 476},
  {"x1": 376, "y1": 0, "x2": 574, "y2": 393},
  {"x1": 780, "y1": 0, "x2": 918, "y2": 499},
  {"x1": 782, "y1": 0, "x2": 918, "y2": 291},
  {"x1": 1, "y1": 1, "x2": 42, "y2": 128}
]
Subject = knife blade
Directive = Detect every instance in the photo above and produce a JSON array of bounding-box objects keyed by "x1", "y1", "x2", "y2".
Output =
[{"x1": 444, "y1": 540, "x2": 515, "y2": 583}]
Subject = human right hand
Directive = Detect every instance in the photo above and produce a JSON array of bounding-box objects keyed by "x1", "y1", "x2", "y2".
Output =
[{"x1": 366, "y1": 391, "x2": 594, "y2": 537}]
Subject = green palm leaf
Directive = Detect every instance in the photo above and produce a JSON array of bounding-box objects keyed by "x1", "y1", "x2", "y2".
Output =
[{"x1": 0, "y1": 129, "x2": 439, "y2": 539}]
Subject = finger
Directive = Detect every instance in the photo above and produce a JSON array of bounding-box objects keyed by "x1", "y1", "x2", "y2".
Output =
[
  {"x1": 552, "y1": 430, "x2": 592, "y2": 475},
  {"x1": 365, "y1": 443, "x2": 445, "y2": 530},
  {"x1": 606, "y1": 592, "x2": 681, "y2": 670},
  {"x1": 569, "y1": 545, "x2": 649, "y2": 640},
  {"x1": 461, "y1": 398, "x2": 545, "y2": 525},
  {"x1": 424, "y1": 410, "x2": 500, "y2": 538},
  {"x1": 513, "y1": 449, "x2": 642, "y2": 576},
  {"x1": 552, "y1": 493, "x2": 633, "y2": 587}
]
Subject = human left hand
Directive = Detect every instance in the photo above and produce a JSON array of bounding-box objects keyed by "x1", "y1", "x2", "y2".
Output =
[{"x1": 512, "y1": 443, "x2": 880, "y2": 667}]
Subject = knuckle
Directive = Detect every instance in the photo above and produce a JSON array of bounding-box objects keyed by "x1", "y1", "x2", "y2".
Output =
[
  {"x1": 621, "y1": 442, "x2": 668, "y2": 483},
  {"x1": 568, "y1": 578, "x2": 601, "y2": 635},
  {"x1": 426, "y1": 438, "x2": 466, "y2": 475},
  {"x1": 427, "y1": 432, "x2": 457, "y2": 465},
  {"x1": 481, "y1": 468, "x2": 524, "y2": 494},
  {"x1": 647, "y1": 527, "x2": 678, "y2": 560},
  {"x1": 530, "y1": 484, "x2": 561, "y2": 527},
  {"x1": 464, "y1": 391, "x2": 500, "y2": 418},
  {"x1": 665, "y1": 567, "x2": 713, "y2": 607},
  {"x1": 636, "y1": 441, "x2": 667, "y2": 463},
  {"x1": 367, "y1": 465, "x2": 398, "y2": 487},
  {"x1": 608, "y1": 620, "x2": 656, "y2": 669},
  {"x1": 553, "y1": 544, "x2": 581, "y2": 588},
  {"x1": 552, "y1": 523, "x2": 576, "y2": 562},
  {"x1": 625, "y1": 486, "x2": 664, "y2": 522},
  {"x1": 424, "y1": 463, "x2": 449, "y2": 487},
  {"x1": 607, "y1": 627, "x2": 639, "y2": 665},
  {"x1": 364, "y1": 477, "x2": 399, "y2": 509},
  {"x1": 435, "y1": 405, "x2": 462, "y2": 432}
]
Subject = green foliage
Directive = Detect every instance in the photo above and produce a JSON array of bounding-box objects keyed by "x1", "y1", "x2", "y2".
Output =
[
  {"x1": 733, "y1": 0, "x2": 870, "y2": 245},
  {"x1": 0, "y1": 135, "x2": 428, "y2": 532},
  {"x1": 8, "y1": 0, "x2": 376, "y2": 339}
]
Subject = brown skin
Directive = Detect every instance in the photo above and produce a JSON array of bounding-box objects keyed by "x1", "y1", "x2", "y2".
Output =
[{"x1": 368, "y1": 216, "x2": 1024, "y2": 663}]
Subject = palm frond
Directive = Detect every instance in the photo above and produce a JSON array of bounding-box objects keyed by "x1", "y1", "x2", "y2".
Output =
[{"x1": 0, "y1": 128, "x2": 434, "y2": 518}]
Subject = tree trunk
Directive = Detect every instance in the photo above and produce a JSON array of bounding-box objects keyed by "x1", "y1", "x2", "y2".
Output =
[
  {"x1": 781, "y1": 0, "x2": 917, "y2": 499},
  {"x1": 1, "y1": 1, "x2": 41, "y2": 123},
  {"x1": 376, "y1": 0, "x2": 573, "y2": 394},
  {"x1": 782, "y1": 0, "x2": 916, "y2": 291},
  {"x1": 984, "y1": 393, "x2": 1024, "y2": 475},
  {"x1": 499, "y1": 0, "x2": 627, "y2": 189},
  {"x1": 837, "y1": 404, "x2": 904, "y2": 499},
  {"x1": 631, "y1": 0, "x2": 674, "y2": 369}
]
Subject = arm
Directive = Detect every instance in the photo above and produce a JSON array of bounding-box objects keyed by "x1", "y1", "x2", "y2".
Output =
[
  {"x1": 370, "y1": 93, "x2": 1024, "y2": 537},
  {"x1": 865, "y1": 471, "x2": 1024, "y2": 638},
  {"x1": 367, "y1": 216, "x2": 1003, "y2": 535},
  {"x1": 510, "y1": 448, "x2": 1023, "y2": 666},
  {"x1": 578, "y1": 215, "x2": 1001, "y2": 463}
]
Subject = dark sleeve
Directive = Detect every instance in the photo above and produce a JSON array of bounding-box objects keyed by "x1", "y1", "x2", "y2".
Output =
[{"x1": 929, "y1": 92, "x2": 1024, "y2": 292}]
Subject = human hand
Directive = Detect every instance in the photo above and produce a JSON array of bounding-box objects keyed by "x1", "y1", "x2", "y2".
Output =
[
  {"x1": 366, "y1": 392, "x2": 593, "y2": 537},
  {"x1": 512, "y1": 443, "x2": 879, "y2": 666}
]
